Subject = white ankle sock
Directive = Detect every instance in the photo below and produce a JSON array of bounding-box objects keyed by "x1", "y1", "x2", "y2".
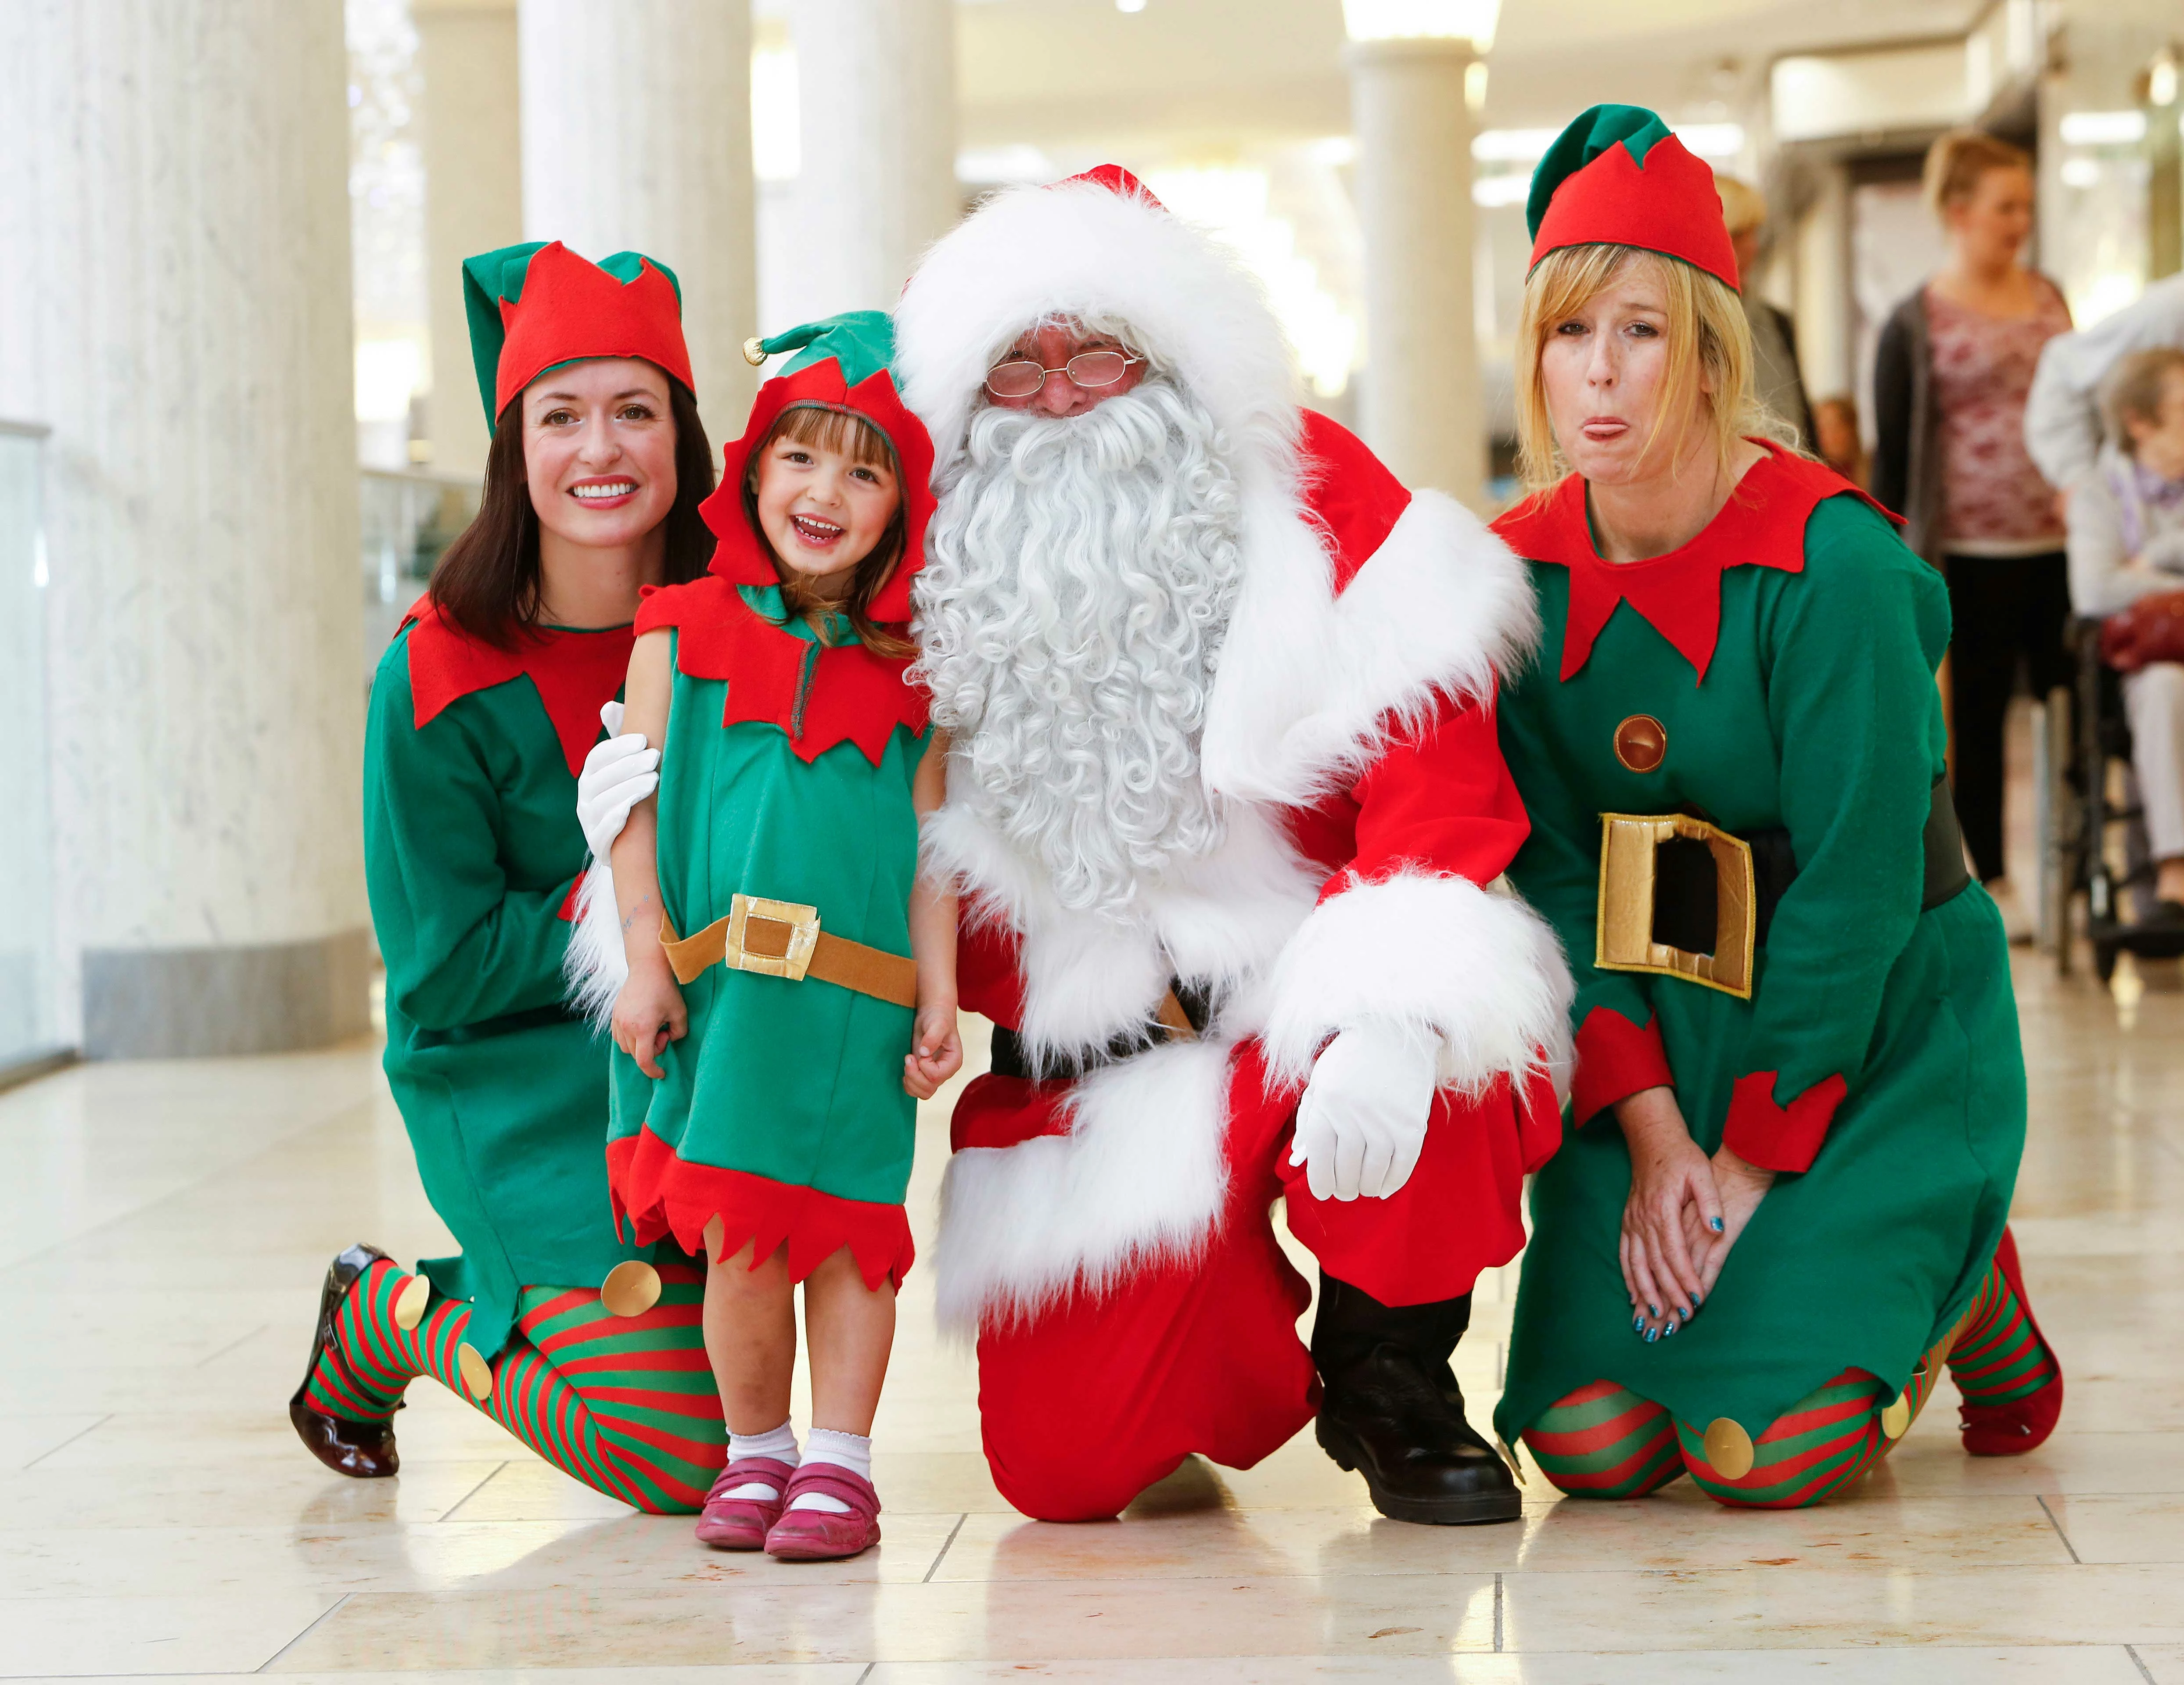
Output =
[
  {"x1": 724, "y1": 1420, "x2": 799, "y2": 1500},
  {"x1": 790, "y1": 1427, "x2": 872, "y2": 1514}
]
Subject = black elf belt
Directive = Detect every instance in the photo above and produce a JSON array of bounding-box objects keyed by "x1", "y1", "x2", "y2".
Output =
[{"x1": 1595, "y1": 779, "x2": 1970, "y2": 1000}]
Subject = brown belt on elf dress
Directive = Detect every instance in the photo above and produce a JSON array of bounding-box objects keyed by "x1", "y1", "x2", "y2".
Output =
[{"x1": 659, "y1": 893, "x2": 919, "y2": 1009}]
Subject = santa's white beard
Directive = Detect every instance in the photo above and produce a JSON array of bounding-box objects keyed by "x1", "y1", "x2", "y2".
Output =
[{"x1": 912, "y1": 381, "x2": 1245, "y2": 918}]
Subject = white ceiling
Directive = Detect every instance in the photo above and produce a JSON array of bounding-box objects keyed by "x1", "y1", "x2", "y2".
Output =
[{"x1": 954, "y1": 0, "x2": 1993, "y2": 154}]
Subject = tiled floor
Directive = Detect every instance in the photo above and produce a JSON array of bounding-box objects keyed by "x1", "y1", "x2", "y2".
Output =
[{"x1": 3, "y1": 950, "x2": 2181, "y2": 1682}]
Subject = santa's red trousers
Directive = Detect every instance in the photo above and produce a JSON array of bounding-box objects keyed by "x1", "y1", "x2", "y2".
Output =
[{"x1": 949, "y1": 1041, "x2": 1556, "y2": 1521}]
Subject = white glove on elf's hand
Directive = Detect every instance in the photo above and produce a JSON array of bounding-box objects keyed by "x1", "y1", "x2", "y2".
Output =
[
  {"x1": 1288, "y1": 1020, "x2": 1439, "y2": 1202},
  {"x1": 576, "y1": 700, "x2": 659, "y2": 861}
]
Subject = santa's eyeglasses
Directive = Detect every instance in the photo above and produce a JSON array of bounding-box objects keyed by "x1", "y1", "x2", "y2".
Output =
[{"x1": 983, "y1": 348, "x2": 1145, "y2": 399}]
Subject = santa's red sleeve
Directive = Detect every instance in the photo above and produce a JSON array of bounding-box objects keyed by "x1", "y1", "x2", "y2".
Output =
[{"x1": 1256, "y1": 690, "x2": 1573, "y2": 1096}]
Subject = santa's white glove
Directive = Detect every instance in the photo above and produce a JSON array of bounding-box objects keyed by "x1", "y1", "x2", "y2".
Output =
[
  {"x1": 576, "y1": 700, "x2": 659, "y2": 861},
  {"x1": 1288, "y1": 1021, "x2": 1439, "y2": 1202}
]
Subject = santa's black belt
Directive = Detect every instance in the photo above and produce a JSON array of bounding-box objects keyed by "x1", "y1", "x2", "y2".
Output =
[
  {"x1": 1595, "y1": 778, "x2": 1969, "y2": 1000},
  {"x1": 988, "y1": 981, "x2": 1211, "y2": 1083}
]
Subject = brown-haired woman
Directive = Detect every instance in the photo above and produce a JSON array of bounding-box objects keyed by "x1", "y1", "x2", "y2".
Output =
[
  {"x1": 289, "y1": 240, "x2": 731, "y2": 1515},
  {"x1": 1873, "y1": 129, "x2": 2073, "y2": 937}
]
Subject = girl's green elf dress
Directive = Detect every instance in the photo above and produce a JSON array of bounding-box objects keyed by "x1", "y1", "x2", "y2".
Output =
[
  {"x1": 604, "y1": 311, "x2": 938, "y2": 1288},
  {"x1": 1487, "y1": 443, "x2": 2027, "y2": 1447}
]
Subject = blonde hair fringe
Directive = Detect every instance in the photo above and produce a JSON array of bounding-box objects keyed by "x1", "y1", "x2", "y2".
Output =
[{"x1": 1513, "y1": 243, "x2": 1788, "y2": 494}]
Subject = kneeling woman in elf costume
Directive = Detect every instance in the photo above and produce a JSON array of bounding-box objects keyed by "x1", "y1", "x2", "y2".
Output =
[
  {"x1": 1491, "y1": 108, "x2": 2064, "y2": 1507},
  {"x1": 291, "y1": 241, "x2": 730, "y2": 1512},
  {"x1": 583, "y1": 313, "x2": 959, "y2": 1561}
]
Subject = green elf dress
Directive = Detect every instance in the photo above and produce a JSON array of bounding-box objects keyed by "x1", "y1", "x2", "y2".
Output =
[
  {"x1": 294, "y1": 240, "x2": 726, "y2": 1516},
  {"x1": 1485, "y1": 106, "x2": 2060, "y2": 1511},
  {"x1": 600, "y1": 312, "x2": 935, "y2": 1291}
]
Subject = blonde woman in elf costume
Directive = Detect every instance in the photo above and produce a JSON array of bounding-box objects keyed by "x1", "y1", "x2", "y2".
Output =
[
  {"x1": 575, "y1": 312, "x2": 958, "y2": 1561},
  {"x1": 1490, "y1": 107, "x2": 2065, "y2": 1508},
  {"x1": 290, "y1": 241, "x2": 730, "y2": 1513}
]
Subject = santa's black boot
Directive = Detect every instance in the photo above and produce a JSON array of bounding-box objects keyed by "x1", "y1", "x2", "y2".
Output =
[{"x1": 1310, "y1": 1273, "x2": 1520, "y2": 1524}]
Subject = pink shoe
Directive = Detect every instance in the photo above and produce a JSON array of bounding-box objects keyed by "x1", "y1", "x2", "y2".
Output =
[
  {"x1": 764, "y1": 1463, "x2": 882, "y2": 1561},
  {"x1": 693, "y1": 1456, "x2": 794, "y2": 1550}
]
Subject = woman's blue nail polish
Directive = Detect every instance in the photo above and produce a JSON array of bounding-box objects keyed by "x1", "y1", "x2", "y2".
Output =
[
  {"x1": 1710, "y1": 1217, "x2": 1724, "y2": 1233},
  {"x1": 1664, "y1": 1319, "x2": 1679, "y2": 1336},
  {"x1": 1645, "y1": 1327, "x2": 1659, "y2": 1343},
  {"x1": 1648, "y1": 1304, "x2": 1660, "y2": 1317},
  {"x1": 1634, "y1": 1314, "x2": 1645, "y2": 1332}
]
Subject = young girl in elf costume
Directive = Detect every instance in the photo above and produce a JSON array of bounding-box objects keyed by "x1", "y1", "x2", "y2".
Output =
[
  {"x1": 1490, "y1": 107, "x2": 2064, "y2": 1507},
  {"x1": 290, "y1": 241, "x2": 731, "y2": 1513},
  {"x1": 583, "y1": 311, "x2": 958, "y2": 1561}
]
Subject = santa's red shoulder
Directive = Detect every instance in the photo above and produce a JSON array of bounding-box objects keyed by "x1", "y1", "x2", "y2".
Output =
[{"x1": 1295, "y1": 408, "x2": 1538, "y2": 681}]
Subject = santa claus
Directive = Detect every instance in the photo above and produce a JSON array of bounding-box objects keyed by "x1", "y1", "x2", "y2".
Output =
[{"x1": 894, "y1": 167, "x2": 1572, "y2": 1525}]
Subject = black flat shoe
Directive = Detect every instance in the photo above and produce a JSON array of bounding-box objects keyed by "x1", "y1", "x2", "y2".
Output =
[
  {"x1": 288, "y1": 1242, "x2": 401, "y2": 1479},
  {"x1": 1316, "y1": 1344, "x2": 1521, "y2": 1525},
  {"x1": 2130, "y1": 898, "x2": 2184, "y2": 933}
]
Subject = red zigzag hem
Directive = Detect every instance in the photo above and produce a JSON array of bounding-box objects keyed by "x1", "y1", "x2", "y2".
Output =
[{"x1": 607, "y1": 1129, "x2": 914, "y2": 1292}]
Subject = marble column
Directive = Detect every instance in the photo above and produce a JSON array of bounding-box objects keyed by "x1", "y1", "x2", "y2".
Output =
[
  {"x1": 785, "y1": 0, "x2": 957, "y2": 318},
  {"x1": 1347, "y1": 36, "x2": 1486, "y2": 509},
  {"x1": 0, "y1": 0, "x2": 369, "y2": 1056},
  {"x1": 416, "y1": 0, "x2": 523, "y2": 478},
  {"x1": 518, "y1": 0, "x2": 759, "y2": 417}
]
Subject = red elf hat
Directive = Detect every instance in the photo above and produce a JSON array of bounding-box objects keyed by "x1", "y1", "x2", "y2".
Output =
[
  {"x1": 703, "y1": 310, "x2": 935, "y2": 626},
  {"x1": 1526, "y1": 105, "x2": 1740, "y2": 292},
  {"x1": 462, "y1": 240, "x2": 697, "y2": 428}
]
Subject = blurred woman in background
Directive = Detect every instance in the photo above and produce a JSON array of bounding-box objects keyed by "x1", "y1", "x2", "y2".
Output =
[{"x1": 1873, "y1": 130, "x2": 2072, "y2": 938}]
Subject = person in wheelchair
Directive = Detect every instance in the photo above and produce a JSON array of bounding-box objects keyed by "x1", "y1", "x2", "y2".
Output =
[{"x1": 2065, "y1": 345, "x2": 2184, "y2": 931}]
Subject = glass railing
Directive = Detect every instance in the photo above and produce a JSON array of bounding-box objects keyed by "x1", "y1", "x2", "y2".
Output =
[
  {"x1": 0, "y1": 421, "x2": 62, "y2": 1077},
  {"x1": 360, "y1": 467, "x2": 481, "y2": 686}
]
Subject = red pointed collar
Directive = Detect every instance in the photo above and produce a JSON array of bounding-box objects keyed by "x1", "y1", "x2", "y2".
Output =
[
  {"x1": 635, "y1": 576, "x2": 928, "y2": 766},
  {"x1": 1491, "y1": 443, "x2": 1900, "y2": 685},
  {"x1": 400, "y1": 599, "x2": 633, "y2": 777}
]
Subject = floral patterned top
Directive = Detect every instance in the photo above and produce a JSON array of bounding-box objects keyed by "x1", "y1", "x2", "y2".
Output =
[{"x1": 1926, "y1": 279, "x2": 2072, "y2": 555}]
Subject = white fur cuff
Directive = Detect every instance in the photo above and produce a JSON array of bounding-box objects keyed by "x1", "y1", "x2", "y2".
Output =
[
  {"x1": 932, "y1": 1036, "x2": 1236, "y2": 1333},
  {"x1": 562, "y1": 857, "x2": 625, "y2": 1029},
  {"x1": 1257, "y1": 872, "x2": 1573, "y2": 1097}
]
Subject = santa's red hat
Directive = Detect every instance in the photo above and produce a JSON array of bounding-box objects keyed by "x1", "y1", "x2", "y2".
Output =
[{"x1": 892, "y1": 165, "x2": 1302, "y2": 484}]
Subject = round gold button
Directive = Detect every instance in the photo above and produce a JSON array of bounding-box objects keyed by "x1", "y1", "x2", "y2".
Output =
[
  {"x1": 600, "y1": 1259, "x2": 664, "y2": 1319},
  {"x1": 392, "y1": 1272, "x2": 431, "y2": 1332},
  {"x1": 1614, "y1": 713, "x2": 1668, "y2": 773},
  {"x1": 1702, "y1": 1416, "x2": 1755, "y2": 1480},
  {"x1": 456, "y1": 1341, "x2": 494, "y2": 1402},
  {"x1": 1879, "y1": 1392, "x2": 1915, "y2": 1441}
]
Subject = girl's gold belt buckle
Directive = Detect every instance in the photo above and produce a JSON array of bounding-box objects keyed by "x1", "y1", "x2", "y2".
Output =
[
  {"x1": 723, "y1": 893, "x2": 823, "y2": 982},
  {"x1": 1595, "y1": 813, "x2": 1757, "y2": 999}
]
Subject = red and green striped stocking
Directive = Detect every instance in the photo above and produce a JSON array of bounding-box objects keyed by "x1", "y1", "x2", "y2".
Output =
[
  {"x1": 1673, "y1": 1366, "x2": 1911, "y2": 1509},
  {"x1": 1945, "y1": 1257, "x2": 2058, "y2": 1407},
  {"x1": 302, "y1": 1258, "x2": 725, "y2": 1514},
  {"x1": 1522, "y1": 1379, "x2": 1685, "y2": 1499}
]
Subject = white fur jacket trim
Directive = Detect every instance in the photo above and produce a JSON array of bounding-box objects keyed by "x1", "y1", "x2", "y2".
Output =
[
  {"x1": 933, "y1": 1035, "x2": 1236, "y2": 1334},
  {"x1": 562, "y1": 856, "x2": 624, "y2": 1029}
]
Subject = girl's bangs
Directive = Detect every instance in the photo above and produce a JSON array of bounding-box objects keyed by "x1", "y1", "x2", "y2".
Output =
[{"x1": 768, "y1": 402, "x2": 897, "y2": 471}]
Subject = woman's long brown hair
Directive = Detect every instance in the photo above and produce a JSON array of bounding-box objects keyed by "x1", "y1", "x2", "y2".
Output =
[{"x1": 429, "y1": 382, "x2": 716, "y2": 645}]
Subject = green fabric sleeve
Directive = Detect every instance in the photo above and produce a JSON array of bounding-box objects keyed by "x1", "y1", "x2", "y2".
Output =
[
  {"x1": 365, "y1": 637, "x2": 577, "y2": 1034},
  {"x1": 1743, "y1": 496, "x2": 1951, "y2": 1104}
]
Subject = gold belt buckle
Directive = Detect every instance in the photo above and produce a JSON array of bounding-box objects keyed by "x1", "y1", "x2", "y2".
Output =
[
  {"x1": 724, "y1": 893, "x2": 822, "y2": 982},
  {"x1": 1595, "y1": 813, "x2": 1756, "y2": 999}
]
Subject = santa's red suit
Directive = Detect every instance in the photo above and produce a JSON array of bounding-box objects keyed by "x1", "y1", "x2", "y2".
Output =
[{"x1": 892, "y1": 169, "x2": 1571, "y2": 1523}]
